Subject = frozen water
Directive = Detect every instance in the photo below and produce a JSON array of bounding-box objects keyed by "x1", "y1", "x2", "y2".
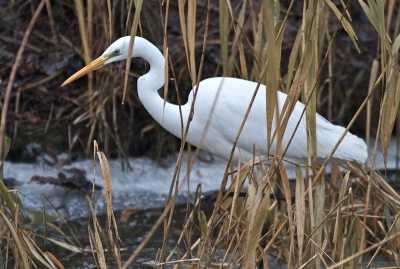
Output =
[
  {"x1": 2, "y1": 138, "x2": 398, "y2": 219},
  {"x1": 3, "y1": 154, "x2": 227, "y2": 218}
]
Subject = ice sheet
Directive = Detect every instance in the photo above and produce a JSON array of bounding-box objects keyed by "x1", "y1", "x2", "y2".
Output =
[{"x1": 3, "y1": 138, "x2": 398, "y2": 218}]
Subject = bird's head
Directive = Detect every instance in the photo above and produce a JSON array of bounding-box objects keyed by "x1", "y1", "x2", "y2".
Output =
[{"x1": 61, "y1": 36, "x2": 134, "y2": 87}]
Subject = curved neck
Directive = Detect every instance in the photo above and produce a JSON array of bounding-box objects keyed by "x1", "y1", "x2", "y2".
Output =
[
  {"x1": 135, "y1": 37, "x2": 186, "y2": 138},
  {"x1": 135, "y1": 37, "x2": 165, "y2": 91}
]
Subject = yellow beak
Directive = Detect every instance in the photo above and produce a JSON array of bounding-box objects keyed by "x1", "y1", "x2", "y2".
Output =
[{"x1": 61, "y1": 56, "x2": 107, "y2": 87}]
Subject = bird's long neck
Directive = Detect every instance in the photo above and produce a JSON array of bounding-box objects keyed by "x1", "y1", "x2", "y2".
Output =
[{"x1": 136, "y1": 38, "x2": 185, "y2": 138}]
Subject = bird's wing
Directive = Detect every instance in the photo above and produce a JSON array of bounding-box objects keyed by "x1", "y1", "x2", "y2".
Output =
[
  {"x1": 189, "y1": 77, "x2": 366, "y2": 164},
  {"x1": 191, "y1": 77, "x2": 308, "y2": 162}
]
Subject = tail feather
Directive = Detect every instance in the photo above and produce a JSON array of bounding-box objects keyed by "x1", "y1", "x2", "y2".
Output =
[{"x1": 316, "y1": 115, "x2": 367, "y2": 164}]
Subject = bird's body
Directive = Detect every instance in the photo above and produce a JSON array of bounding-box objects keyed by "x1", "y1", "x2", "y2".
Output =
[{"x1": 62, "y1": 36, "x2": 368, "y2": 165}]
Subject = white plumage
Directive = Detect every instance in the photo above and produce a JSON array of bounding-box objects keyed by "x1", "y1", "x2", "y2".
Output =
[{"x1": 62, "y1": 36, "x2": 368, "y2": 165}]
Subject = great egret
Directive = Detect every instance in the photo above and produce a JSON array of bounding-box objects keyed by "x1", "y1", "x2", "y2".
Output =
[{"x1": 61, "y1": 36, "x2": 367, "y2": 165}]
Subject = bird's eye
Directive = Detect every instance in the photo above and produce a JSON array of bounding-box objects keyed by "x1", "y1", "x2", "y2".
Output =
[{"x1": 114, "y1": 49, "x2": 120, "y2": 54}]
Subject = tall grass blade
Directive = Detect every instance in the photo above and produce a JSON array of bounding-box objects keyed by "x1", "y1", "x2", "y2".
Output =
[
  {"x1": 242, "y1": 176, "x2": 271, "y2": 269},
  {"x1": 95, "y1": 143, "x2": 113, "y2": 228},
  {"x1": 0, "y1": 210, "x2": 30, "y2": 268},
  {"x1": 75, "y1": 0, "x2": 93, "y2": 118},
  {"x1": 178, "y1": 0, "x2": 190, "y2": 81},
  {"x1": 324, "y1": 0, "x2": 360, "y2": 52},
  {"x1": 22, "y1": 234, "x2": 56, "y2": 269},
  {"x1": 295, "y1": 166, "x2": 305, "y2": 263},
  {"x1": 278, "y1": 162, "x2": 295, "y2": 267},
  {"x1": 312, "y1": 171, "x2": 325, "y2": 268},
  {"x1": 263, "y1": 1, "x2": 282, "y2": 159},
  {"x1": 197, "y1": 211, "x2": 208, "y2": 242},
  {"x1": 277, "y1": 42, "x2": 313, "y2": 147},
  {"x1": 219, "y1": 0, "x2": 229, "y2": 76},
  {"x1": 0, "y1": 175, "x2": 17, "y2": 218},
  {"x1": 106, "y1": 0, "x2": 112, "y2": 41},
  {"x1": 44, "y1": 252, "x2": 65, "y2": 269},
  {"x1": 380, "y1": 34, "x2": 400, "y2": 166},
  {"x1": 87, "y1": 199, "x2": 107, "y2": 269},
  {"x1": 284, "y1": 30, "x2": 302, "y2": 94},
  {"x1": 187, "y1": 0, "x2": 197, "y2": 85},
  {"x1": 123, "y1": 0, "x2": 143, "y2": 103},
  {"x1": 366, "y1": 60, "x2": 379, "y2": 148},
  {"x1": 235, "y1": 1, "x2": 249, "y2": 79}
]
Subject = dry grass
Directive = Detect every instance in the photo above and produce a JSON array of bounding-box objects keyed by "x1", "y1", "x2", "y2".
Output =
[{"x1": 0, "y1": 0, "x2": 399, "y2": 268}]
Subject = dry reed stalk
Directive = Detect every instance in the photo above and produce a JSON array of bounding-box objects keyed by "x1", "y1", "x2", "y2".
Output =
[
  {"x1": 1, "y1": 152, "x2": 67, "y2": 268},
  {"x1": 357, "y1": 0, "x2": 400, "y2": 166},
  {"x1": 0, "y1": 0, "x2": 46, "y2": 159},
  {"x1": 1, "y1": 0, "x2": 399, "y2": 268},
  {"x1": 148, "y1": 1, "x2": 396, "y2": 266},
  {"x1": 123, "y1": 0, "x2": 143, "y2": 104},
  {"x1": 87, "y1": 197, "x2": 107, "y2": 269}
]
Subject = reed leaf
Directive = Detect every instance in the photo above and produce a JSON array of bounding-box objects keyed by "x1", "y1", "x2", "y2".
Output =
[
  {"x1": 87, "y1": 208, "x2": 107, "y2": 269},
  {"x1": 219, "y1": 0, "x2": 229, "y2": 77},
  {"x1": 0, "y1": 209, "x2": 30, "y2": 268},
  {"x1": 187, "y1": 0, "x2": 197, "y2": 85},
  {"x1": 22, "y1": 234, "x2": 56, "y2": 269},
  {"x1": 295, "y1": 166, "x2": 305, "y2": 263},
  {"x1": 278, "y1": 164, "x2": 295, "y2": 265},
  {"x1": 123, "y1": 0, "x2": 143, "y2": 103},
  {"x1": 277, "y1": 42, "x2": 313, "y2": 148},
  {"x1": 242, "y1": 179, "x2": 271, "y2": 269},
  {"x1": 324, "y1": 0, "x2": 360, "y2": 52},
  {"x1": 380, "y1": 34, "x2": 400, "y2": 166},
  {"x1": 95, "y1": 144, "x2": 113, "y2": 228}
]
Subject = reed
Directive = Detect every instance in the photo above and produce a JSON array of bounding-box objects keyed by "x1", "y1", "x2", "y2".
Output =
[{"x1": 0, "y1": 0, "x2": 399, "y2": 268}]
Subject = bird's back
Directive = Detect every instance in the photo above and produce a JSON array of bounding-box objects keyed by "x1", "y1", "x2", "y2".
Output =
[{"x1": 184, "y1": 77, "x2": 367, "y2": 164}]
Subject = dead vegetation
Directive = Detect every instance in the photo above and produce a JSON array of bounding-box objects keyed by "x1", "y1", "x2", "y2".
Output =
[{"x1": 0, "y1": 0, "x2": 399, "y2": 268}]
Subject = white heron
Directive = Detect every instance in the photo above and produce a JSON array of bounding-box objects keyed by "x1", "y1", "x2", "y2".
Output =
[{"x1": 61, "y1": 36, "x2": 367, "y2": 165}]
